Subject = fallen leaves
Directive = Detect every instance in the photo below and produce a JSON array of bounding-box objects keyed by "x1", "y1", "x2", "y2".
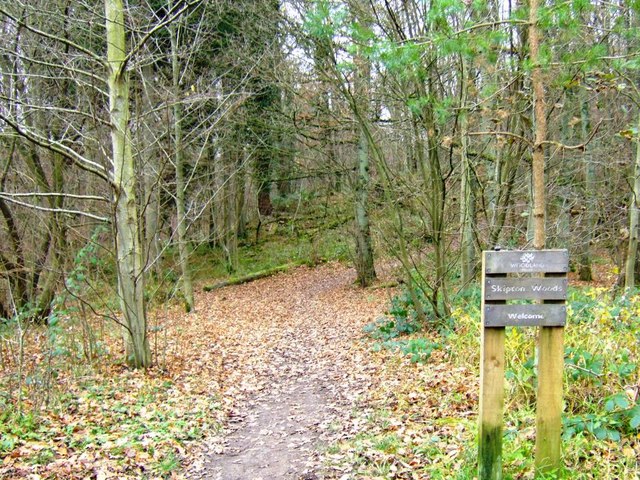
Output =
[
  {"x1": 1, "y1": 363, "x2": 223, "y2": 478},
  {"x1": 5, "y1": 261, "x2": 636, "y2": 479},
  {"x1": 1, "y1": 262, "x2": 393, "y2": 479},
  {"x1": 183, "y1": 262, "x2": 395, "y2": 478}
]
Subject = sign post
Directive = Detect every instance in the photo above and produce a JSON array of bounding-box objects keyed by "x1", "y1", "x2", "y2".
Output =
[{"x1": 478, "y1": 249, "x2": 568, "y2": 479}]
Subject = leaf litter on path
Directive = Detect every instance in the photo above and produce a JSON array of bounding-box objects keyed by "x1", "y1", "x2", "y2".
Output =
[{"x1": 185, "y1": 262, "x2": 394, "y2": 479}]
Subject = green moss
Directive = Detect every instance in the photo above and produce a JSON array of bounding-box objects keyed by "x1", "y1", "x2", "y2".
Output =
[{"x1": 479, "y1": 423, "x2": 503, "y2": 480}]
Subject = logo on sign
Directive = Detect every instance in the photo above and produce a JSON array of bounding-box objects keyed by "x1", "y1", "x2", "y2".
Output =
[
  {"x1": 509, "y1": 252, "x2": 543, "y2": 270},
  {"x1": 520, "y1": 252, "x2": 535, "y2": 264}
]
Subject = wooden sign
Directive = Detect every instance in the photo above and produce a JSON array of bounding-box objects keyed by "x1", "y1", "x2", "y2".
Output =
[
  {"x1": 482, "y1": 250, "x2": 568, "y2": 329},
  {"x1": 479, "y1": 249, "x2": 568, "y2": 479},
  {"x1": 484, "y1": 249, "x2": 569, "y2": 274},
  {"x1": 484, "y1": 278, "x2": 567, "y2": 301},
  {"x1": 484, "y1": 304, "x2": 566, "y2": 327}
]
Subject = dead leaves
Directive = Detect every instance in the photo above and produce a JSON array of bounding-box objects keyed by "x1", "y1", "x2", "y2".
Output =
[
  {"x1": 182, "y1": 263, "x2": 394, "y2": 478},
  {"x1": 1, "y1": 364, "x2": 223, "y2": 479},
  {"x1": 315, "y1": 334, "x2": 481, "y2": 479},
  {"x1": 2, "y1": 261, "x2": 482, "y2": 479}
]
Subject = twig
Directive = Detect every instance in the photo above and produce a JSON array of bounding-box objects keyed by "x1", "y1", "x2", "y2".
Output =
[
  {"x1": 542, "y1": 119, "x2": 603, "y2": 150},
  {"x1": 566, "y1": 363, "x2": 603, "y2": 378}
]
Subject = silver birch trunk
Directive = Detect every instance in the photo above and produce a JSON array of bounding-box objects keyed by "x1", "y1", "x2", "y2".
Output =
[{"x1": 105, "y1": 0, "x2": 151, "y2": 368}]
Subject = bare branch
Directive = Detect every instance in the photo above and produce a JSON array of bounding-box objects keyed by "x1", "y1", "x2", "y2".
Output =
[
  {"x1": 0, "y1": 94, "x2": 110, "y2": 126},
  {"x1": 0, "y1": 7, "x2": 105, "y2": 66},
  {"x1": 0, "y1": 115, "x2": 111, "y2": 183},
  {"x1": 0, "y1": 47, "x2": 107, "y2": 87},
  {"x1": 0, "y1": 191, "x2": 109, "y2": 202},
  {"x1": 123, "y1": 0, "x2": 204, "y2": 69},
  {"x1": 0, "y1": 194, "x2": 110, "y2": 222},
  {"x1": 542, "y1": 120, "x2": 603, "y2": 151},
  {"x1": 468, "y1": 130, "x2": 532, "y2": 146}
]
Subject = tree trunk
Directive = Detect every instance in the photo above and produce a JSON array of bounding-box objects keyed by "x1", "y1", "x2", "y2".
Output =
[
  {"x1": 426, "y1": 123, "x2": 450, "y2": 318},
  {"x1": 140, "y1": 63, "x2": 162, "y2": 279},
  {"x1": 34, "y1": 152, "x2": 66, "y2": 321},
  {"x1": 170, "y1": 17, "x2": 194, "y2": 312},
  {"x1": 530, "y1": 0, "x2": 546, "y2": 251},
  {"x1": 578, "y1": 97, "x2": 594, "y2": 281},
  {"x1": 625, "y1": 115, "x2": 640, "y2": 289},
  {"x1": 208, "y1": 145, "x2": 221, "y2": 248},
  {"x1": 354, "y1": 124, "x2": 377, "y2": 286},
  {"x1": 235, "y1": 153, "x2": 247, "y2": 241},
  {"x1": 223, "y1": 146, "x2": 239, "y2": 272},
  {"x1": 529, "y1": 0, "x2": 563, "y2": 474},
  {"x1": 460, "y1": 59, "x2": 476, "y2": 285},
  {"x1": 353, "y1": 49, "x2": 376, "y2": 287},
  {"x1": 106, "y1": 0, "x2": 151, "y2": 368},
  {"x1": 416, "y1": 72, "x2": 450, "y2": 319}
]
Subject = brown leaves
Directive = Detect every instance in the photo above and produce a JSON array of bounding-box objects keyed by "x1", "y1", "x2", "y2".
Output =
[{"x1": 3, "y1": 261, "x2": 470, "y2": 479}]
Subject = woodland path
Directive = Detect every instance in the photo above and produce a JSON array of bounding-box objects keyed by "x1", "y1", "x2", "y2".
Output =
[{"x1": 184, "y1": 263, "x2": 393, "y2": 480}]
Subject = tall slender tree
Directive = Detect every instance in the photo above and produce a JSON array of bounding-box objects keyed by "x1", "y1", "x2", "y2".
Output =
[
  {"x1": 106, "y1": 0, "x2": 151, "y2": 367},
  {"x1": 169, "y1": 7, "x2": 195, "y2": 312}
]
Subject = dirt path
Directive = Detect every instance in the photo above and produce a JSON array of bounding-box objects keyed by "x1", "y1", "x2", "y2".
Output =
[{"x1": 185, "y1": 263, "x2": 392, "y2": 479}]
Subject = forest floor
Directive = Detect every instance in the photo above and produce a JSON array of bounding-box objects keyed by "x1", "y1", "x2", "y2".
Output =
[
  {"x1": 184, "y1": 262, "x2": 394, "y2": 479},
  {"x1": 1, "y1": 262, "x2": 396, "y2": 480},
  {"x1": 3, "y1": 260, "x2": 637, "y2": 479}
]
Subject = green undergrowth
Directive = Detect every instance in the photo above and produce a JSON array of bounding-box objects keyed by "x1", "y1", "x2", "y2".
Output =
[
  {"x1": 345, "y1": 286, "x2": 639, "y2": 478},
  {"x1": 192, "y1": 193, "x2": 352, "y2": 281},
  {"x1": 189, "y1": 226, "x2": 351, "y2": 282}
]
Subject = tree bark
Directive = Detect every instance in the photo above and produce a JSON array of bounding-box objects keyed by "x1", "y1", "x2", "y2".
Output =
[
  {"x1": 529, "y1": 0, "x2": 563, "y2": 474},
  {"x1": 353, "y1": 45, "x2": 377, "y2": 287},
  {"x1": 223, "y1": 146, "x2": 239, "y2": 273},
  {"x1": 578, "y1": 97, "x2": 594, "y2": 281},
  {"x1": 170, "y1": 15, "x2": 194, "y2": 312},
  {"x1": 460, "y1": 58, "x2": 476, "y2": 285},
  {"x1": 106, "y1": 0, "x2": 151, "y2": 368},
  {"x1": 354, "y1": 123, "x2": 377, "y2": 286},
  {"x1": 625, "y1": 115, "x2": 640, "y2": 289},
  {"x1": 530, "y1": 0, "x2": 546, "y2": 251},
  {"x1": 140, "y1": 63, "x2": 162, "y2": 279}
]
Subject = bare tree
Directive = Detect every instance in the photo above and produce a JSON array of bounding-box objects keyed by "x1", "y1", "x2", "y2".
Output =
[{"x1": 0, "y1": 0, "x2": 202, "y2": 367}]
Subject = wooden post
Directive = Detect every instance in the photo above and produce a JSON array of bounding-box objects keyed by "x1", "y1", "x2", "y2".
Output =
[
  {"x1": 535, "y1": 327, "x2": 563, "y2": 473},
  {"x1": 479, "y1": 251, "x2": 505, "y2": 480},
  {"x1": 535, "y1": 270, "x2": 565, "y2": 474},
  {"x1": 479, "y1": 327, "x2": 505, "y2": 480}
]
